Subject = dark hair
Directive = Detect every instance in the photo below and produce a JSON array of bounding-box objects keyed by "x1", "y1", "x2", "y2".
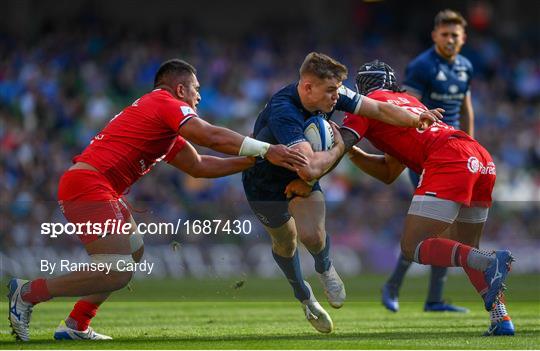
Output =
[
  {"x1": 153, "y1": 59, "x2": 197, "y2": 88},
  {"x1": 434, "y1": 9, "x2": 467, "y2": 28},
  {"x1": 355, "y1": 60, "x2": 404, "y2": 96},
  {"x1": 299, "y1": 52, "x2": 348, "y2": 81}
]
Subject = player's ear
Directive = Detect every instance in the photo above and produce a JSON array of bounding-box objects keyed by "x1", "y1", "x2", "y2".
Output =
[
  {"x1": 431, "y1": 29, "x2": 437, "y2": 42},
  {"x1": 175, "y1": 84, "x2": 185, "y2": 99}
]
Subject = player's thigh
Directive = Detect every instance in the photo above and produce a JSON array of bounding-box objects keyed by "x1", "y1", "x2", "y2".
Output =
[
  {"x1": 288, "y1": 190, "x2": 326, "y2": 240},
  {"x1": 84, "y1": 200, "x2": 136, "y2": 256},
  {"x1": 401, "y1": 195, "x2": 460, "y2": 259},
  {"x1": 452, "y1": 206, "x2": 489, "y2": 248}
]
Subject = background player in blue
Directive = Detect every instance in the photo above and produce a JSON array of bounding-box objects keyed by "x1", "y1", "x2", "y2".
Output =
[
  {"x1": 382, "y1": 9, "x2": 475, "y2": 313},
  {"x1": 242, "y1": 52, "x2": 441, "y2": 333}
]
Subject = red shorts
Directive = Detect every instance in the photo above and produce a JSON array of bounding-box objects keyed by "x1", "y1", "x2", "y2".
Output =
[
  {"x1": 57, "y1": 170, "x2": 132, "y2": 244},
  {"x1": 415, "y1": 137, "x2": 496, "y2": 207}
]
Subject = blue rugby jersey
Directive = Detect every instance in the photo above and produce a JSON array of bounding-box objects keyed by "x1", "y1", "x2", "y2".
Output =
[
  {"x1": 242, "y1": 82, "x2": 361, "y2": 194},
  {"x1": 403, "y1": 47, "x2": 473, "y2": 128}
]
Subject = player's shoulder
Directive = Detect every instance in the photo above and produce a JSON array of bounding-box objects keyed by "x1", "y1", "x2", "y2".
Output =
[
  {"x1": 267, "y1": 83, "x2": 304, "y2": 119},
  {"x1": 456, "y1": 54, "x2": 473, "y2": 71},
  {"x1": 369, "y1": 90, "x2": 425, "y2": 108},
  {"x1": 408, "y1": 48, "x2": 437, "y2": 69}
]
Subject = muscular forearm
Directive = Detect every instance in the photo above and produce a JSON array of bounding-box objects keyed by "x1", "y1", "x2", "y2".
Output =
[
  {"x1": 170, "y1": 154, "x2": 254, "y2": 178},
  {"x1": 297, "y1": 145, "x2": 344, "y2": 182},
  {"x1": 377, "y1": 102, "x2": 418, "y2": 128},
  {"x1": 191, "y1": 125, "x2": 245, "y2": 155},
  {"x1": 191, "y1": 155, "x2": 255, "y2": 178},
  {"x1": 348, "y1": 147, "x2": 396, "y2": 184}
]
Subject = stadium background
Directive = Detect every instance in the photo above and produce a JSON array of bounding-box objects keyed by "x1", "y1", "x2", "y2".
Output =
[{"x1": 1, "y1": 0, "x2": 539, "y2": 289}]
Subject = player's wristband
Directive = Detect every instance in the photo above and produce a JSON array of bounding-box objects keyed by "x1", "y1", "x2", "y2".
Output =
[{"x1": 239, "y1": 137, "x2": 271, "y2": 158}]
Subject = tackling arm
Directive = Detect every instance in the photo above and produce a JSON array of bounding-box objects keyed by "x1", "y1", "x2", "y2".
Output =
[
  {"x1": 348, "y1": 146, "x2": 405, "y2": 184},
  {"x1": 179, "y1": 117, "x2": 308, "y2": 171},
  {"x1": 358, "y1": 96, "x2": 443, "y2": 130},
  {"x1": 168, "y1": 142, "x2": 255, "y2": 178}
]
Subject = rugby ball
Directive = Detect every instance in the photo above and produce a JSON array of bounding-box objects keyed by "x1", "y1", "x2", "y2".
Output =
[{"x1": 303, "y1": 116, "x2": 334, "y2": 151}]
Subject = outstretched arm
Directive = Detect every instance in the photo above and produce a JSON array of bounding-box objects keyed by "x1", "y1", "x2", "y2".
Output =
[
  {"x1": 348, "y1": 146, "x2": 405, "y2": 184},
  {"x1": 358, "y1": 96, "x2": 443, "y2": 130},
  {"x1": 168, "y1": 141, "x2": 255, "y2": 178},
  {"x1": 178, "y1": 117, "x2": 307, "y2": 172}
]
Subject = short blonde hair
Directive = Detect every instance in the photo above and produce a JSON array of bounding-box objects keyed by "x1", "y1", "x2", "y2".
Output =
[
  {"x1": 299, "y1": 52, "x2": 348, "y2": 81},
  {"x1": 434, "y1": 9, "x2": 467, "y2": 28}
]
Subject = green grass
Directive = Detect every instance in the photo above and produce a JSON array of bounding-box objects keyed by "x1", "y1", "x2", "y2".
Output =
[{"x1": 1, "y1": 274, "x2": 539, "y2": 349}]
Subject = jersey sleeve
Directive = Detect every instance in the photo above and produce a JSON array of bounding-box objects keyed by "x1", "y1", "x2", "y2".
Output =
[
  {"x1": 268, "y1": 103, "x2": 307, "y2": 147},
  {"x1": 163, "y1": 136, "x2": 188, "y2": 163},
  {"x1": 342, "y1": 112, "x2": 369, "y2": 140},
  {"x1": 403, "y1": 59, "x2": 430, "y2": 97},
  {"x1": 336, "y1": 85, "x2": 363, "y2": 114},
  {"x1": 160, "y1": 98, "x2": 199, "y2": 132}
]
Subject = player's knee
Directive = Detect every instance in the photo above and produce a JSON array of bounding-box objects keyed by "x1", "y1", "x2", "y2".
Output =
[
  {"x1": 272, "y1": 239, "x2": 296, "y2": 257},
  {"x1": 299, "y1": 231, "x2": 324, "y2": 253},
  {"x1": 400, "y1": 238, "x2": 417, "y2": 261}
]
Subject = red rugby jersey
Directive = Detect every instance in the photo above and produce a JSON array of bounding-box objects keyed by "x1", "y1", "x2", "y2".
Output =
[
  {"x1": 74, "y1": 89, "x2": 195, "y2": 194},
  {"x1": 342, "y1": 90, "x2": 472, "y2": 174}
]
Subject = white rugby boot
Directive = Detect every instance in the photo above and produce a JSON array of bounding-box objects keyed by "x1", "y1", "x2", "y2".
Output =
[
  {"x1": 301, "y1": 281, "x2": 333, "y2": 333},
  {"x1": 54, "y1": 320, "x2": 112, "y2": 340},
  {"x1": 317, "y1": 264, "x2": 346, "y2": 308},
  {"x1": 7, "y1": 278, "x2": 33, "y2": 341}
]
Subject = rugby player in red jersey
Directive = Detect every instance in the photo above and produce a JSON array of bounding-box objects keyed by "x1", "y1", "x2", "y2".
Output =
[
  {"x1": 7, "y1": 59, "x2": 308, "y2": 341},
  {"x1": 286, "y1": 60, "x2": 515, "y2": 336}
]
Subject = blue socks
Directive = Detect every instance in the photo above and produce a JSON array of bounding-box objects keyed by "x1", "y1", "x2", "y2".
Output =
[
  {"x1": 387, "y1": 253, "x2": 449, "y2": 304},
  {"x1": 426, "y1": 266, "x2": 448, "y2": 303},
  {"x1": 386, "y1": 253, "x2": 412, "y2": 289},
  {"x1": 272, "y1": 250, "x2": 310, "y2": 301},
  {"x1": 310, "y1": 234, "x2": 332, "y2": 274}
]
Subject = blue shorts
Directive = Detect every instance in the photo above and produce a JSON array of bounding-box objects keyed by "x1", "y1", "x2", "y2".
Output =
[{"x1": 242, "y1": 178, "x2": 321, "y2": 228}]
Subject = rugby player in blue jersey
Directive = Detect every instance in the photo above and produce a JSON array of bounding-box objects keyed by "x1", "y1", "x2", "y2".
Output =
[
  {"x1": 382, "y1": 9, "x2": 476, "y2": 314},
  {"x1": 242, "y1": 52, "x2": 440, "y2": 333}
]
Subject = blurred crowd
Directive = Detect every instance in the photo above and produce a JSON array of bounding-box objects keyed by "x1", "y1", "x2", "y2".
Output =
[{"x1": 1, "y1": 22, "x2": 539, "y2": 255}]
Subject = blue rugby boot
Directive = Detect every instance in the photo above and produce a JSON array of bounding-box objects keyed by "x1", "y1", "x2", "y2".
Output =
[
  {"x1": 381, "y1": 283, "x2": 399, "y2": 312},
  {"x1": 483, "y1": 250, "x2": 514, "y2": 311}
]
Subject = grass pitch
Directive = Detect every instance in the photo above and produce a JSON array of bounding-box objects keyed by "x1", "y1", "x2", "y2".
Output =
[{"x1": 1, "y1": 274, "x2": 539, "y2": 349}]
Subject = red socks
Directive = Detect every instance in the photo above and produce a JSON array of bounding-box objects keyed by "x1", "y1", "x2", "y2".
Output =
[
  {"x1": 416, "y1": 238, "x2": 472, "y2": 267},
  {"x1": 21, "y1": 278, "x2": 52, "y2": 305},
  {"x1": 416, "y1": 238, "x2": 491, "y2": 298},
  {"x1": 464, "y1": 266, "x2": 489, "y2": 296},
  {"x1": 67, "y1": 300, "x2": 99, "y2": 331}
]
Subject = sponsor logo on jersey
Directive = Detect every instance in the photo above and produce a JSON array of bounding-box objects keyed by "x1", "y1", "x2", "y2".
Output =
[
  {"x1": 467, "y1": 157, "x2": 496, "y2": 175},
  {"x1": 430, "y1": 92, "x2": 466, "y2": 101},
  {"x1": 436, "y1": 70, "x2": 447, "y2": 81},
  {"x1": 448, "y1": 84, "x2": 459, "y2": 94},
  {"x1": 457, "y1": 71, "x2": 468, "y2": 82},
  {"x1": 180, "y1": 105, "x2": 197, "y2": 117}
]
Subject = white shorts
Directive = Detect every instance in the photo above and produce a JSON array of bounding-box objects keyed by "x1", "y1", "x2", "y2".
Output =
[{"x1": 408, "y1": 195, "x2": 489, "y2": 224}]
